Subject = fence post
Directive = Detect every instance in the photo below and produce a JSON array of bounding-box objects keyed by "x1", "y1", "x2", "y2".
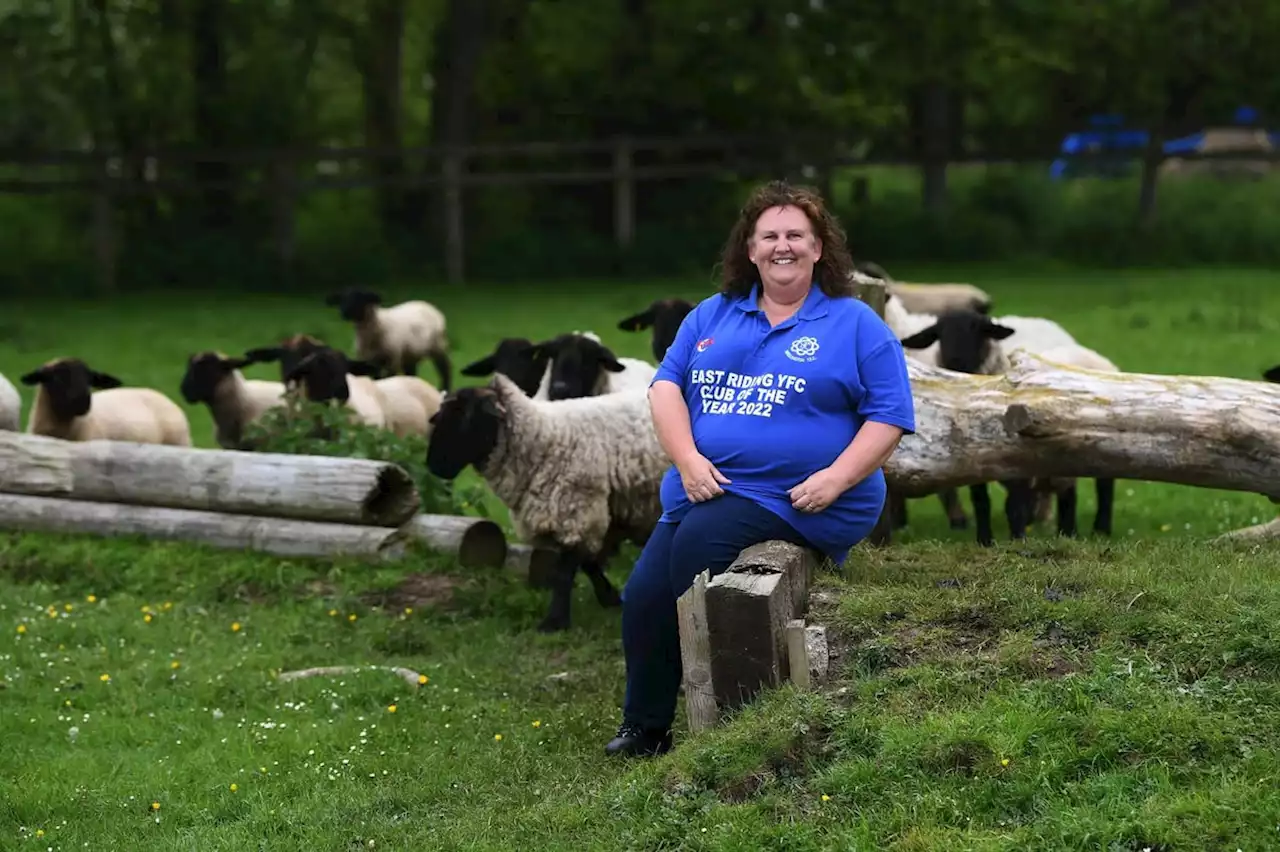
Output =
[
  {"x1": 442, "y1": 148, "x2": 465, "y2": 284},
  {"x1": 612, "y1": 136, "x2": 635, "y2": 250}
]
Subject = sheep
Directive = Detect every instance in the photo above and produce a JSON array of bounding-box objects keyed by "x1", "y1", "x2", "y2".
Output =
[
  {"x1": 279, "y1": 348, "x2": 389, "y2": 430},
  {"x1": 1264, "y1": 365, "x2": 1280, "y2": 383},
  {"x1": 530, "y1": 333, "x2": 658, "y2": 401},
  {"x1": 899, "y1": 308, "x2": 1117, "y2": 545},
  {"x1": 0, "y1": 371, "x2": 20, "y2": 431},
  {"x1": 425, "y1": 374, "x2": 669, "y2": 632},
  {"x1": 372, "y1": 374, "x2": 443, "y2": 437},
  {"x1": 21, "y1": 357, "x2": 192, "y2": 446},
  {"x1": 243, "y1": 333, "x2": 328, "y2": 383},
  {"x1": 459, "y1": 338, "x2": 552, "y2": 397},
  {"x1": 179, "y1": 351, "x2": 286, "y2": 449},
  {"x1": 616, "y1": 298, "x2": 696, "y2": 363},
  {"x1": 325, "y1": 289, "x2": 453, "y2": 392}
]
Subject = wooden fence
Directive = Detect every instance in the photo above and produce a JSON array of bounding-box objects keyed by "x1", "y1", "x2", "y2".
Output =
[{"x1": 2, "y1": 133, "x2": 1277, "y2": 287}]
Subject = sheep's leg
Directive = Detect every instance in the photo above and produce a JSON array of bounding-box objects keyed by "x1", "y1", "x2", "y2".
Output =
[
  {"x1": 970, "y1": 483, "x2": 994, "y2": 547},
  {"x1": 889, "y1": 489, "x2": 908, "y2": 528},
  {"x1": 1056, "y1": 483, "x2": 1078, "y2": 538},
  {"x1": 401, "y1": 357, "x2": 419, "y2": 377},
  {"x1": 581, "y1": 560, "x2": 622, "y2": 607},
  {"x1": 537, "y1": 550, "x2": 581, "y2": 633},
  {"x1": 939, "y1": 487, "x2": 968, "y2": 529},
  {"x1": 428, "y1": 349, "x2": 453, "y2": 393},
  {"x1": 1001, "y1": 479, "x2": 1033, "y2": 541},
  {"x1": 1093, "y1": 478, "x2": 1115, "y2": 536}
]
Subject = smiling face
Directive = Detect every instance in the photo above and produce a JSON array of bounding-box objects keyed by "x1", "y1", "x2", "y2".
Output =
[{"x1": 747, "y1": 205, "x2": 823, "y2": 297}]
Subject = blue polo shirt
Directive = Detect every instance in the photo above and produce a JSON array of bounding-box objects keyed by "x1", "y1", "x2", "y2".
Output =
[{"x1": 650, "y1": 282, "x2": 916, "y2": 566}]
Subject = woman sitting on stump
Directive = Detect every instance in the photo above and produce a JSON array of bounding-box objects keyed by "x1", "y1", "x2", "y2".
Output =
[{"x1": 606, "y1": 180, "x2": 917, "y2": 758}]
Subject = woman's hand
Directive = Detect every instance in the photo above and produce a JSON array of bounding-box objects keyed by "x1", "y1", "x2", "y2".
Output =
[
  {"x1": 676, "y1": 451, "x2": 732, "y2": 503},
  {"x1": 788, "y1": 467, "x2": 849, "y2": 513}
]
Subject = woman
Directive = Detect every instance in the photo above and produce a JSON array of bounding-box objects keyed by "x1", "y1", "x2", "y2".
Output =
[{"x1": 605, "y1": 180, "x2": 917, "y2": 758}]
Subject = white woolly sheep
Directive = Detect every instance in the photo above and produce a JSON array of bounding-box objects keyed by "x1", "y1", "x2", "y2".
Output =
[
  {"x1": 21, "y1": 358, "x2": 192, "y2": 446},
  {"x1": 281, "y1": 348, "x2": 389, "y2": 430},
  {"x1": 326, "y1": 289, "x2": 453, "y2": 392},
  {"x1": 0, "y1": 371, "x2": 20, "y2": 431},
  {"x1": 373, "y1": 375, "x2": 443, "y2": 438},
  {"x1": 899, "y1": 308, "x2": 1117, "y2": 545},
  {"x1": 425, "y1": 374, "x2": 669, "y2": 632},
  {"x1": 617, "y1": 298, "x2": 696, "y2": 363},
  {"x1": 179, "y1": 351, "x2": 286, "y2": 450}
]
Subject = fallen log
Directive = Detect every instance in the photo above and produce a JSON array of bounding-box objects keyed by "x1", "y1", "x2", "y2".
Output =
[
  {"x1": 0, "y1": 432, "x2": 419, "y2": 526},
  {"x1": 277, "y1": 665, "x2": 425, "y2": 688},
  {"x1": 1214, "y1": 515, "x2": 1280, "y2": 542},
  {"x1": 0, "y1": 493, "x2": 407, "y2": 559},
  {"x1": 400, "y1": 514, "x2": 508, "y2": 569},
  {"x1": 888, "y1": 352, "x2": 1280, "y2": 499}
]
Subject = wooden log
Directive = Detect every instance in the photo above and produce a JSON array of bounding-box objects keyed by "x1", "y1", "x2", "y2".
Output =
[
  {"x1": 677, "y1": 570, "x2": 718, "y2": 733},
  {"x1": 0, "y1": 493, "x2": 407, "y2": 560},
  {"x1": 704, "y1": 541, "x2": 816, "y2": 712},
  {"x1": 505, "y1": 543, "x2": 560, "y2": 588},
  {"x1": 1214, "y1": 515, "x2": 1280, "y2": 542},
  {"x1": 889, "y1": 352, "x2": 1280, "y2": 499},
  {"x1": 401, "y1": 514, "x2": 507, "y2": 569},
  {"x1": 0, "y1": 432, "x2": 420, "y2": 526},
  {"x1": 785, "y1": 619, "x2": 810, "y2": 689},
  {"x1": 805, "y1": 624, "x2": 830, "y2": 683}
]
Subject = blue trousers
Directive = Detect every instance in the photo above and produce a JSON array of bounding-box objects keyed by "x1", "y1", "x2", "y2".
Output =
[{"x1": 621, "y1": 492, "x2": 815, "y2": 731}]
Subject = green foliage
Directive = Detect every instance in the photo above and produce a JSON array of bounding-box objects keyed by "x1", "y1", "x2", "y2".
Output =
[{"x1": 241, "y1": 394, "x2": 489, "y2": 519}]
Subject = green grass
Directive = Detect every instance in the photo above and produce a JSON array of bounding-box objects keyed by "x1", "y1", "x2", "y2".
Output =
[{"x1": 2, "y1": 265, "x2": 1280, "y2": 849}]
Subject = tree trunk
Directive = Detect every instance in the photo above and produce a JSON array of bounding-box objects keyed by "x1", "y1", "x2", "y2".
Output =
[
  {"x1": 889, "y1": 352, "x2": 1280, "y2": 499},
  {"x1": 911, "y1": 80, "x2": 953, "y2": 215},
  {"x1": 0, "y1": 494, "x2": 408, "y2": 560},
  {"x1": 0, "y1": 433, "x2": 420, "y2": 527},
  {"x1": 355, "y1": 0, "x2": 409, "y2": 236}
]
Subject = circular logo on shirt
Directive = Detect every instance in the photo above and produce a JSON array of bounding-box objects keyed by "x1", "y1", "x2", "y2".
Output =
[{"x1": 786, "y1": 335, "x2": 820, "y2": 362}]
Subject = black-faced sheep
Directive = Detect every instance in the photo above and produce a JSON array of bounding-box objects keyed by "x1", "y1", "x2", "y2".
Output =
[
  {"x1": 899, "y1": 308, "x2": 1117, "y2": 545},
  {"x1": 280, "y1": 348, "x2": 388, "y2": 429},
  {"x1": 0, "y1": 371, "x2": 19, "y2": 431},
  {"x1": 21, "y1": 358, "x2": 192, "y2": 446},
  {"x1": 179, "y1": 351, "x2": 286, "y2": 449},
  {"x1": 425, "y1": 375, "x2": 668, "y2": 632},
  {"x1": 243, "y1": 334, "x2": 328, "y2": 383},
  {"x1": 325, "y1": 289, "x2": 452, "y2": 392},
  {"x1": 616, "y1": 298, "x2": 695, "y2": 363},
  {"x1": 459, "y1": 338, "x2": 551, "y2": 397},
  {"x1": 530, "y1": 333, "x2": 657, "y2": 401}
]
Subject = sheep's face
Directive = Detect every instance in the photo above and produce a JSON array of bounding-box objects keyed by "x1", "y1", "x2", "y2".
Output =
[
  {"x1": 899, "y1": 310, "x2": 1015, "y2": 376},
  {"x1": 243, "y1": 335, "x2": 327, "y2": 384},
  {"x1": 458, "y1": 338, "x2": 548, "y2": 397},
  {"x1": 326, "y1": 289, "x2": 382, "y2": 323},
  {"x1": 533, "y1": 334, "x2": 625, "y2": 400},
  {"x1": 425, "y1": 388, "x2": 504, "y2": 479},
  {"x1": 1265, "y1": 365, "x2": 1280, "y2": 383},
  {"x1": 617, "y1": 299, "x2": 695, "y2": 363},
  {"x1": 285, "y1": 350, "x2": 354, "y2": 404},
  {"x1": 181, "y1": 352, "x2": 250, "y2": 404},
  {"x1": 20, "y1": 358, "x2": 122, "y2": 419}
]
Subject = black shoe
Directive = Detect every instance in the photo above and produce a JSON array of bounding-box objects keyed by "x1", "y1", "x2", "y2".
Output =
[{"x1": 604, "y1": 723, "x2": 672, "y2": 758}]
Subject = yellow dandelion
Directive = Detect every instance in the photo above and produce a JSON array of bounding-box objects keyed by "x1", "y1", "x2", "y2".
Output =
[
  {"x1": 64, "y1": 699, "x2": 71, "y2": 707},
  {"x1": 16, "y1": 625, "x2": 25, "y2": 634},
  {"x1": 417, "y1": 675, "x2": 428, "y2": 685},
  {"x1": 141, "y1": 605, "x2": 151, "y2": 613},
  {"x1": 99, "y1": 673, "x2": 110, "y2": 682},
  {"x1": 86, "y1": 594, "x2": 97, "y2": 603},
  {"x1": 162, "y1": 601, "x2": 173, "y2": 610},
  {"x1": 403, "y1": 607, "x2": 413, "y2": 615},
  {"x1": 493, "y1": 733, "x2": 503, "y2": 742},
  {"x1": 46, "y1": 608, "x2": 57, "y2": 619},
  {"x1": 531, "y1": 720, "x2": 541, "y2": 728},
  {"x1": 821, "y1": 794, "x2": 830, "y2": 802},
  {"x1": 229, "y1": 783, "x2": 238, "y2": 792},
  {"x1": 1001, "y1": 758, "x2": 1010, "y2": 767},
  {"x1": 35, "y1": 829, "x2": 44, "y2": 838},
  {"x1": 64, "y1": 603, "x2": 73, "y2": 612},
  {"x1": 259, "y1": 766, "x2": 267, "y2": 774},
  {"x1": 387, "y1": 704, "x2": 397, "y2": 713},
  {"x1": 150, "y1": 801, "x2": 160, "y2": 811},
  {"x1": 144, "y1": 613, "x2": 153, "y2": 623},
  {"x1": 170, "y1": 660, "x2": 181, "y2": 670},
  {"x1": 328, "y1": 609, "x2": 338, "y2": 617},
  {"x1": 347, "y1": 613, "x2": 357, "y2": 623},
  {"x1": 231, "y1": 622, "x2": 241, "y2": 632}
]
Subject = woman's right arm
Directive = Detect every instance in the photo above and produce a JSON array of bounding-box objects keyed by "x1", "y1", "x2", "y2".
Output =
[{"x1": 649, "y1": 380, "x2": 730, "y2": 502}]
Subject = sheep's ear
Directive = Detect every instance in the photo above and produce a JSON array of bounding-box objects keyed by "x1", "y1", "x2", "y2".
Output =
[
  {"x1": 899, "y1": 327, "x2": 938, "y2": 349},
  {"x1": 243, "y1": 347, "x2": 283, "y2": 364},
  {"x1": 460, "y1": 355, "x2": 497, "y2": 376},
  {"x1": 89, "y1": 370, "x2": 123, "y2": 389},
  {"x1": 1264, "y1": 365, "x2": 1280, "y2": 383},
  {"x1": 347, "y1": 359, "x2": 380, "y2": 377},
  {"x1": 598, "y1": 347, "x2": 626, "y2": 372},
  {"x1": 984, "y1": 321, "x2": 1016, "y2": 340},
  {"x1": 19, "y1": 368, "x2": 47, "y2": 386},
  {"x1": 617, "y1": 308, "x2": 656, "y2": 331}
]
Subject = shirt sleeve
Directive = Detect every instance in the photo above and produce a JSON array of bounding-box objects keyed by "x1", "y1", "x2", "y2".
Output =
[
  {"x1": 650, "y1": 303, "x2": 703, "y2": 391},
  {"x1": 855, "y1": 314, "x2": 917, "y2": 435}
]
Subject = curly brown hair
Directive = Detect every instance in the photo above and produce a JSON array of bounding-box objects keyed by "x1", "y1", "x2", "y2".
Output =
[{"x1": 715, "y1": 180, "x2": 858, "y2": 298}]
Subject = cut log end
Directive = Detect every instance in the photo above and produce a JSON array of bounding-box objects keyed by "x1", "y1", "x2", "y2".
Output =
[
  {"x1": 364, "y1": 465, "x2": 423, "y2": 526},
  {"x1": 402, "y1": 514, "x2": 509, "y2": 569}
]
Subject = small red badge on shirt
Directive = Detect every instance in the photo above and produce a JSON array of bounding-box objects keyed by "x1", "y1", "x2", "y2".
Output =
[{"x1": 696, "y1": 337, "x2": 715, "y2": 352}]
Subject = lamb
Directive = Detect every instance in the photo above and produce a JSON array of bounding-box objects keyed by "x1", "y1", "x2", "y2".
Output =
[
  {"x1": 531, "y1": 333, "x2": 658, "y2": 401},
  {"x1": 179, "y1": 351, "x2": 286, "y2": 449},
  {"x1": 899, "y1": 308, "x2": 1117, "y2": 546},
  {"x1": 616, "y1": 298, "x2": 696, "y2": 363},
  {"x1": 279, "y1": 348, "x2": 389, "y2": 430},
  {"x1": 0, "y1": 371, "x2": 20, "y2": 431},
  {"x1": 21, "y1": 357, "x2": 192, "y2": 446},
  {"x1": 460, "y1": 338, "x2": 552, "y2": 397},
  {"x1": 425, "y1": 374, "x2": 669, "y2": 632},
  {"x1": 243, "y1": 333, "x2": 328, "y2": 383},
  {"x1": 326, "y1": 289, "x2": 453, "y2": 392}
]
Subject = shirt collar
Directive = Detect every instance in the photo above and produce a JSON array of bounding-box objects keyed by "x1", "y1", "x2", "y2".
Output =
[{"x1": 736, "y1": 280, "x2": 831, "y2": 322}]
